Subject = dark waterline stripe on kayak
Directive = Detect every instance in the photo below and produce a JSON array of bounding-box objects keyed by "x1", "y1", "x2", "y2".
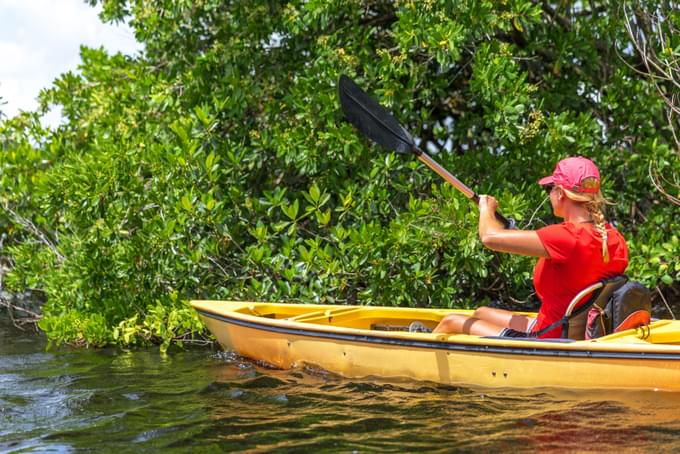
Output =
[{"x1": 196, "y1": 310, "x2": 680, "y2": 361}]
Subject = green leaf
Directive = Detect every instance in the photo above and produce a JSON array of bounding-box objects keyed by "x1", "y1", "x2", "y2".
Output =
[
  {"x1": 283, "y1": 199, "x2": 299, "y2": 221},
  {"x1": 181, "y1": 195, "x2": 193, "y2": 212}
]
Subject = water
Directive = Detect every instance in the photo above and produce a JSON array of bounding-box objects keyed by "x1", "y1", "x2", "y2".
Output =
[{"x1": 2, "y1": 318, "x2": 680, "y2": 453}]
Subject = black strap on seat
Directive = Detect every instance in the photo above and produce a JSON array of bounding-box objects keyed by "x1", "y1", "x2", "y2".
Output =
[{"x1": 533, "y1": 275, "x2": 628, "y2": 339}]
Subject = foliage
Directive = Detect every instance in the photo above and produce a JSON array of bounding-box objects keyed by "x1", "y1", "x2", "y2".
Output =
[{"x1": 0, "y1": 0, "x2": 678, "y2": 347}]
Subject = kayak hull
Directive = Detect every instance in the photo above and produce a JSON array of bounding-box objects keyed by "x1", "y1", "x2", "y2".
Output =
[{"x1": 191, "y1": 301, "x2": 680, "y2": 391}]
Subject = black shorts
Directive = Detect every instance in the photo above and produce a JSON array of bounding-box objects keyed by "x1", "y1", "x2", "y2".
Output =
[{"x1": 499, "y1": 328, "x2": 537, "y2": 338}]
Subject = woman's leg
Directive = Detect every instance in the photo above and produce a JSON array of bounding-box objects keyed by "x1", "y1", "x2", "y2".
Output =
[
  {"x1": 473, "y1": 307, "x2": 535, "y2": 332},
  {"x1": 433, "y1": 313, "x2": 505, "y2": 336},
  {"x1": 433, "y1": 307, "x2": 535, "y2": 335}
]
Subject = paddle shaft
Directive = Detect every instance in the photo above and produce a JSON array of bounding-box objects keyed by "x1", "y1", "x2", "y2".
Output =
[
  {"x1": 416, "y1": 150, "x2": 476, "y2": 199},
  {"x1": 412, "y1": 146, "x2": 514, "y2": 229}
]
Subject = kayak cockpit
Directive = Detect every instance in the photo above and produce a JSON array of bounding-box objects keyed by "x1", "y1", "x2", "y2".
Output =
[{"x1": 229, "y1": 302, "x2": 451, "y2": 331}]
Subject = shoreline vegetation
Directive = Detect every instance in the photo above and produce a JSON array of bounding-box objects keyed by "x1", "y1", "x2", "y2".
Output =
[{"x1": 0, "y1": 1, "x2": 678, "y2": 350}]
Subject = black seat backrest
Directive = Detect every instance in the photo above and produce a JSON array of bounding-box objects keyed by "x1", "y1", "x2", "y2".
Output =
[{"x1": 585, "y1": 280, "x2": 652, "y2": 339}]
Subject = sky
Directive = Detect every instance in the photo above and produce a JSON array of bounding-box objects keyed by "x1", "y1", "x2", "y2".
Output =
[{"x1": 0, "y1": 0, "x2": 143, "y2": 123}]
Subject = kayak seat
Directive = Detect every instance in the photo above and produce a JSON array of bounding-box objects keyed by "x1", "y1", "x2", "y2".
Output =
[
  {"x1": 534, "y1": 275, "x2": 628, "y2": 340},
  {"x1": 585, "y1": 280, "x2": 652, "y2": 339}
]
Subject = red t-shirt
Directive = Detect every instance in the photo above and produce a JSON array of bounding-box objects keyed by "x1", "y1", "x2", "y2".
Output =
[{"x1": 532, "y1": 222, "x2": 629, "y2": 338}]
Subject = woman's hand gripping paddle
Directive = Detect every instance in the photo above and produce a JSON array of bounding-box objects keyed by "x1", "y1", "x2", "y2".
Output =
[{"x1": 338, "y1": 75, "x2": 515, "y2": 229}]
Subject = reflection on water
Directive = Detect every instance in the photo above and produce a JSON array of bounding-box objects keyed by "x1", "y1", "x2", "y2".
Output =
[{"x1": 2, "y1": 318, "x2": 680, "y2": 452}]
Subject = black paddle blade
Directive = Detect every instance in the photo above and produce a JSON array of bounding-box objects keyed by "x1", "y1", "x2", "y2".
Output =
[{"x1": 338, "y1": 75, "x2": 416, "y2": 155}]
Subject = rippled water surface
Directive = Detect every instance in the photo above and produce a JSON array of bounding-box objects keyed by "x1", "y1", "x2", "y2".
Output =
[{"x1": 2, "y1": 318, "x2": 680, "y2": 452}]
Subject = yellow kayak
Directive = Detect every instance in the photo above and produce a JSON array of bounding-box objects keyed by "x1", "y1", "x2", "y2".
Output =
[{"x1": 190, "y1": 300, "x2": 680, "y2": 391}]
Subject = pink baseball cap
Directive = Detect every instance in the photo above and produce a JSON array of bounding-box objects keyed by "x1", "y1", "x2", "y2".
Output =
[{"x1": 538, "y1": 156, "x2": 601, "y2": 193}]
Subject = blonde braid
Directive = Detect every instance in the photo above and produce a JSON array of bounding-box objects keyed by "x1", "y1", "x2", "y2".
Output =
[{"x1": 586, "y1": 201, "x2": 609, "y2": 263}]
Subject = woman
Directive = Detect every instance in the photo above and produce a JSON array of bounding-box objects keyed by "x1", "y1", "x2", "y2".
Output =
[{"x1": 433, "y1": 156, "x2": 629, "y2": 338}]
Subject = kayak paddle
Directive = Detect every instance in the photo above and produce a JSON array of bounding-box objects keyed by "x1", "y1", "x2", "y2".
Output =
[{"x1": 338, "y1": 75, "x2": 515, "y2": 229}]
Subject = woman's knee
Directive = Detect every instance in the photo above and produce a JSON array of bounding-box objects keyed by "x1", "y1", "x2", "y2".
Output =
[
  {"x1": 473, "y1": 306, "x2": 498, "y2": 319},
  {"x1": 434, "y1": 313, "x2": 468, "y2": 333}
]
